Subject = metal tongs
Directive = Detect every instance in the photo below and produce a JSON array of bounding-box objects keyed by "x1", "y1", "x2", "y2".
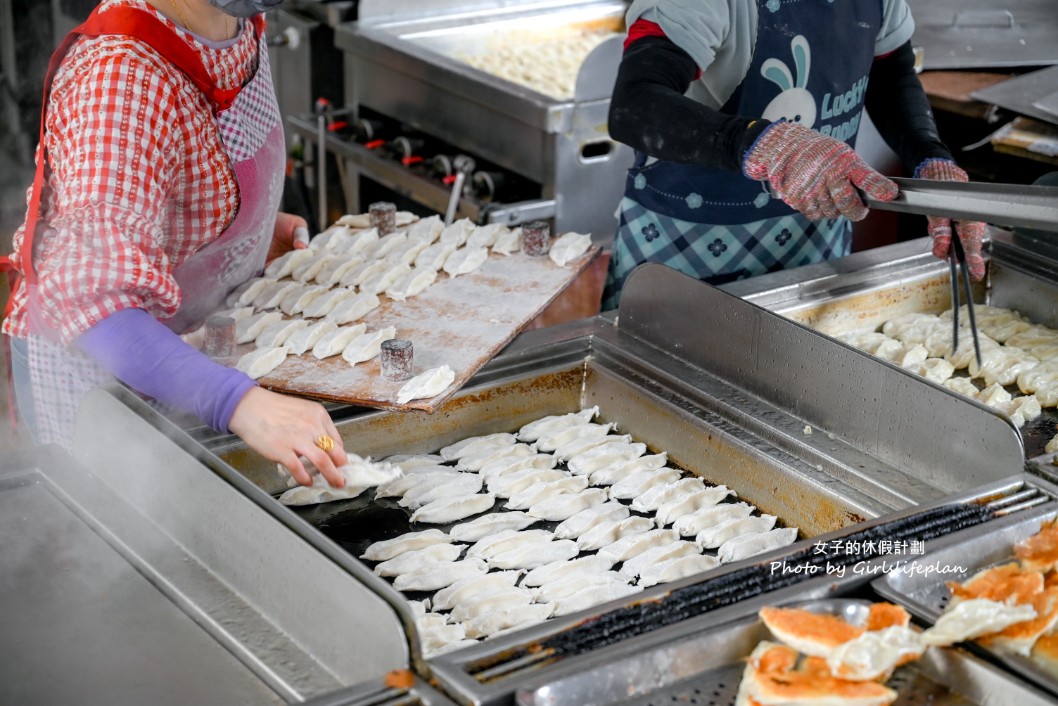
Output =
[{"x1": 863, "y1": 177, "x2": 1058, "y2": 368}]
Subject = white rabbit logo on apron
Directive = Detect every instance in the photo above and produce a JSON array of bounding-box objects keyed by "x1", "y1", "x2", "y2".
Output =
[{"x1": 761, "y1": 35, "x2": 817, "y2": 128}]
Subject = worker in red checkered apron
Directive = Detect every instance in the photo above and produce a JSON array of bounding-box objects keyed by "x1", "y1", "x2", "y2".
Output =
[
  {"x1": 602, "y1": 0, "x2": 987, "y2": 309},
  {"x1": 1, "y1": 0, "x2": 349, "y2": 488}
]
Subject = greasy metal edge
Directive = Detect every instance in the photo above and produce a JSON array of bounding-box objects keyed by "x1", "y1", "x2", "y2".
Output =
[
  {"x1": 426, "y1": 475, "x2": 1042, "y2": 706},
  {"x1": 303, "y1": 676, "x2": 459, "y2": 706}
]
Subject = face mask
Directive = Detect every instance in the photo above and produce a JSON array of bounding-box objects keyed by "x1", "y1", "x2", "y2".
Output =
[{"x1": 209, "y1": 0, "x2": 284, "y2": 18}]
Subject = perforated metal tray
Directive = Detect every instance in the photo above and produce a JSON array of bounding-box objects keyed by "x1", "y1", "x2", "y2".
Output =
[
  {"x1": 514, "y1": 598, "x2": 1055, "y2": 706},
  {"x1": 873, "y1": 504, "x2": 1058, "y2": 697}
]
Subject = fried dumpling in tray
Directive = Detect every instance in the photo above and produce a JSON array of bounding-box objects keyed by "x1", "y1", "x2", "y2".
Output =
[
  {"x1": 947, "y1": 562, "x2": 1044, "y2": 607},
  {"x1": 736, "y1": 641, "x2": 898, "y2": 706},
  {"x1": 826, "y1": 626, "x2": 925, "y2": 681},
  {"x1": 1014, "y1": 519, "x2": 1058, "y2": 573},
  {"x1": 921, "y1": 598, "x2": 1037, "y2": 646},
  {"x1": 759, "y1": 606, "x2": 866, "y2": 658},
  {"x1": 978, "y1": 586, "x2": 1058, "y2": 656}
]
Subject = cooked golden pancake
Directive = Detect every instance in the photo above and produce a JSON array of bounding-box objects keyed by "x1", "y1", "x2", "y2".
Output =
[
  {"x1": 865, "y1": 603, "x2": 910, "y2": 631},
  {"x1": 947, "y1": 562, "x2": 1044, "y2": 605},
  {"x1": 1015, "y1": 521, "x2": 1058, "y2": 573},
  {"x1": 1031, "y1": 632, "x2": 1058, "y2": 675},
  {"x1": 741, "y1": 641, "x2": 898, "y2": 706},
  {"x1": 759, "y1": 607, "x2": 865, "y2": 657}
]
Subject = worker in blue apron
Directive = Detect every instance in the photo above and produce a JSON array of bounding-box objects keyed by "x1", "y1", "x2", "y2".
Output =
[{"x1": 603, "y1": 0, "x2": 986, "y2": 309}]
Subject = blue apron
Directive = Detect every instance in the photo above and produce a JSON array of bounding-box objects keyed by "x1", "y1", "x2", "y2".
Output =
[{"x1": 604, "y1": 0, "x2": 883, "y2": 308}]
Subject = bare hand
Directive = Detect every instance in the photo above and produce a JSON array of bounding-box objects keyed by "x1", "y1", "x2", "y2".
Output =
[
  {"x1": 267, "y1": 211, "x2": 310, "y2": 263},
  {"x1": 228, "y1": 387, "x2": 348, "y2": 487}
]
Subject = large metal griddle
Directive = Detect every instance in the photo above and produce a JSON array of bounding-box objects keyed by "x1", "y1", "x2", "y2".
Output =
[{"x1": 724, "y1": 233, "x2": 1058, "y2": 458}]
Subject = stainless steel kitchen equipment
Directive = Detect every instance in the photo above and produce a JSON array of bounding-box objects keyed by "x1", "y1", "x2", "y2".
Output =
[
  {"x1": 294, "y1": 0, "x2": 633, "y2": 242},
  {"x1": 971, "y1": 66, "x2": 1058, "y2": 128},
  {"x1": 724, "y1": 230, "x2": 1058, "y2": 458},
  {"x1": 2, "y1": 385, "x2": 411, "y2": 704},
  {"x1": 196, "y1": 263, "x2": 1030, "y2": 704}
]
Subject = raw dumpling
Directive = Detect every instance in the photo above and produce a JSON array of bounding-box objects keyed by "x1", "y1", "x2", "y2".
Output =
[
  {"x1": 369, "y1": 232, "x2": 409, "y2": 260},
  {"x1": 442, "y1": 246, "x2": 489, "y2": 277},
  {"x1": 314, "y1": 255, "x2": 364, "y2": 286},
  {"x1": 432, "y1": 570, "x2": 521, "y2": 611},
  {"x1": 467, "y1": 529, "x2": 556, "y2": 559},
  {"x1": 589, "y1": 453, "x2": 670, "y2": 486},
  {"x1": 479, "y1": 453, "x2": 558, "y2": 478},
  {"x1": 342, "y1": 325, "x2": 398, "y2": 365},
  {"x1": 536, "y1": 422, "x2": 615, "y2": 453},
  {"x1": 415, "y1": 242, "x2": 458, "y2": 271},
  {"x1": 609, "y1": 468, "x2": 682, "y2": 501},
  {"x1": 334, "y1": 455, "x2": 402, "y2": 487},
  {"x1": 440, "y1": 218, "x2": 475, "y2": 246},
  {"x1": 313, "y1": 323, "x2": 368, "y2": 359},
  {"x1": 301, "y1": 287, "x2": 355, "y2": 319},
  {"x1": 278, "y1": 475, "x2": 367, "y2": 506},
  {"x1": 696, "y1": 515, "x2": 778, "y2": 549},
  {"x1": 598, "y1": 529, "x2": 680, "y2": 563},
  {"x1": 232, "y1": 277, "x2": 274, "y2": 307},
  {"x1": 374, "y1": 543, "x2": 465, "y2": 577},
  {"x1": 449, "y1": 511, "x2": 540, "y2": 542},
  {"x1": 576, "y1": 515, "x2": 653, "y2": 551},
  {"x1": 638, "y1": 554, "x2": 721, "y2": 587},
  {"x1": 386, "y1": 266, "x2": 437, "y2": 301},
  {"x1": 533, "y1": 571, "x2": 630, "y2": 603},
  {"x1": 463, "y1": 602, "x2": 554, "y2": 639},
  {"x1": 555, "y1": 433, "x2": 632, "y2": 462},
  {"x1": 717, "y1": 527, "x2": 798, "y2": 563},
  {"x1": 618, "y1": 541, "x2": 701, "y2": 579},
  {"x1": 339, "y1": 259, "x2": 389, "y2": 288},
  {"x1": 292, "y1": 252, "x2": 337, "y2": 283},
  {"x1": 361, "y1": 529, "x2": 453, "y2": 561},
  {"x1": 419, "y1": 624, "x2": 467, "y2": 656},
  {"x1": 255, "y1": 280, "x2": 304, "y2": 311},
  {"x1": 285, "y1": 319, "x2": 338, "y2": 355},
  {"x1": 360, "y1": 262, "x2": 411, "y2": 296},
  {"x1": 629, "y1": 478, "x2": 708, "y2": 513},
  {"x1": 492, "y1": 227, "x2": 522, "y2": 255},
  {"x1": 385, "y1": 453, "x2": 444, "y2": 469},
  {"x1": 255, "y1": 318, "x2": 308, "y2": 349},
  {"x1": 236, "y1": 310, "x2": 282, "y2": 344},
  {"x1": 467, "y1": 222, "x2": 507, "y2": 248},
  {"x1": 567, "y1": 441, "x2": 647, "y2": 476},
  {"x1": 280, "y1": 284, "x2": 329, "y2": 316},
  {"x1": 527, "y1": 487, "x2": 609, "y2": 521},
  {"x1": 487, "y1": 468, "x2": 569, "y2": 498},
  {"x1": 265, "y1": 249, "x2": 315, "y2": 279},
  {"x1": 406, "y1": 215, "x2": 444, "y2": 245},
  {"x1": 398, "y1": 473, "x2": 484, "y2": 509},
  {"x1": 457, "y1": 443, "x2": 535, "y2": 472},
  {"x1": 554, "y1": 501, "x2": 630, "y2": 540},
  {"x1": 505, "y1": 476, "x2": 589, "y2": 510},
  {"x1": 656, "y1": 488, "x2": 739, "y2": 527},
  {"x1": 517, "y1": 407, "x2": 598, "y2": 442},
  {"x1": 440, "y1": 433, "x2": 517, "y2": 462},
  {"x1": 410, "y1": 493, "x2": 496, "y2": 524},
  {"x1": 236, "y1": 347, "x2": 289, "y2": 381},
  {"x1": 487, "y1": 539, "x2": 580, "y2": 570},
  {"x1": 552, "y1": 583, "x2": 639, "y2": 617},
  {"x1": 549, "y1": 232, "x2": 592, "y2": 267},
  {"x1": 521, "y1": 554, "x2": 617, "y2": 587},
  {"x1": 392, "y1": 558, "x2": 488, "y2": 592},
  {"x1": 449, "y1": 587, "x2": 537, "y2": 623},
  {"x1": 376, "y1": 471, "x2": 464, "y2": 500},
  {"x1": 397, "y1": 365, "x2": 456, "y2": 404},
  {"x1": 325, "y1": 292, "x2": 381, "y2": 326}
]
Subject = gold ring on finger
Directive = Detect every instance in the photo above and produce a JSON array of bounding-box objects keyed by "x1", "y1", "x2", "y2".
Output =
[{"x1": 314, "y1": 434, "x2": 335, "y2": 452}]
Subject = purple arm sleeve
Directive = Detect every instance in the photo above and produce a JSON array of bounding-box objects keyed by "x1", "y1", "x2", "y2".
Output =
[{"x1": 75, "y1": 308, "x2": 257, "y2": 432}]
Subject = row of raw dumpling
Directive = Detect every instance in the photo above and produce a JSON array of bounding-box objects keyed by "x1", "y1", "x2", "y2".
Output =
[{"x1": 359, "y1": 411, "x2": 800, "y2": 652}]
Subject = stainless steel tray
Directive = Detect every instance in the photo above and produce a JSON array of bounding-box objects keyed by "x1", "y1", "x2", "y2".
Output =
[
  {"x1": 514, "y1": 598, "x2": 1056, "y2": 706},
  {"x1": 873, "y1": 504, "x2": 1058, "y2": 697}
]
